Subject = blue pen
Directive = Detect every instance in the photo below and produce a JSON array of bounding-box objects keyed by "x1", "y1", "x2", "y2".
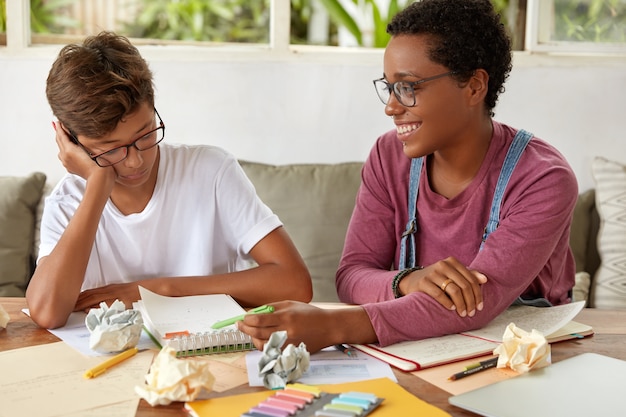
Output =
[{"x1": 211, "y1": 305, "x2": 274, "y2": 329}]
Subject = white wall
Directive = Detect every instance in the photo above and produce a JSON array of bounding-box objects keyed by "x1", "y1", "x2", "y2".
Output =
[{"x1": 1, "y1": 47, "x2": 625, "y2": 193}]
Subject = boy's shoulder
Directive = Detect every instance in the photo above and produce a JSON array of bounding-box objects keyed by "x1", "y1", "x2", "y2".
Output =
[{"x1": 161, "y1": 142, "x2": 231, "y2": 159}]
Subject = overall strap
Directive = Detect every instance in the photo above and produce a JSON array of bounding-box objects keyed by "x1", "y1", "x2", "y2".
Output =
[
  {"x1": 398, "y1": 157, "x2": 424, "y2": 269},
  {"x1": 480, "y1": 129, "x2": 533, "y2": 250}
]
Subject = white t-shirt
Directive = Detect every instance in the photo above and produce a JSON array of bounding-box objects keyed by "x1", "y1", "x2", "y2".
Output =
[{"x1": 38, "y1": 143, "x2": 281, "y2": 291}]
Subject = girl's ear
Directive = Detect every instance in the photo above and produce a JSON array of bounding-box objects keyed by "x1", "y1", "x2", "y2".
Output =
[{"x1": 467, "y1": 69, "x2": 489, "y2": 106}]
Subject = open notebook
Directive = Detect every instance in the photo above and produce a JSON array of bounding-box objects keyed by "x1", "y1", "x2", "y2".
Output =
[
  {"x1": 134, "y1": 286, "x2": 255, "y2": 357},
  {"x1": 351, "y1": 301, "x2": 592, "y2": 371}
]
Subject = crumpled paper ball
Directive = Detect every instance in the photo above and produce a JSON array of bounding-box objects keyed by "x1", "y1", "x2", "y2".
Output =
[
  {"x1": 493, "y1": 322, "x2": 551, "y2": 373},
  {"x1": 135, "y1": 345, "x2": 215, "y2": 406},
  {"x1": 0, "y1": 303, "x2": 9, "y2": 329},
  {"x1": 85, "y1": 300, "x2": 143, "y2": 353},
  {"x1": 258, "y1": 330, "x2": 310, "y2": 389}
]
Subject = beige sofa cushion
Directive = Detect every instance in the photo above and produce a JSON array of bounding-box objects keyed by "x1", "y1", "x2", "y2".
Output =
[
  {"x1": 0, "y1": 172, "x2": 47, "y2": 296},
  {"x1": 570, "y1": 189, "x2": 596, "y2": 274},
  {"x1": 590, "y1": 157, "x2": 626, "y2": 309},
  {"x1": 240, "y1": 161, "x2": 363, "y2": 302}
]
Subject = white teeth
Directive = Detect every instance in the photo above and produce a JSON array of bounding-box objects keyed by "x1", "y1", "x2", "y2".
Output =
[{"x1": 397, "y1": 124, "x2": 418, "y2": 134}]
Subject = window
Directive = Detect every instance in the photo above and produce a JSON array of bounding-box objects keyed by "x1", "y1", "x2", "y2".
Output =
[
  {"x1": 0, "y1": 0, "x2": 6, "y2": 45},
  {"x1": 526, "y1": 0, "x2": 626, "y2": 53},
  {"x1": 27, "y1": 0, "x2": 271, "y2": 45},
  {"x1": 1, "y1": 0, "x2": 624, "y2": 55}
]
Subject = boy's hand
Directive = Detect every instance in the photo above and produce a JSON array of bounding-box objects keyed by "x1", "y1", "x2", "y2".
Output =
[
  {"x1": 75, "y1": 282, "x2": 141, "y2": 313},
  {"x1": 53, "y1": 121, "x2": 116, "y2": 187}
]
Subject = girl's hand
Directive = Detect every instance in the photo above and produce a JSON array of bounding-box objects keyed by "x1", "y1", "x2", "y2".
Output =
[
  {"x1": 237, "y1": 301, "x2": 356, "y2": 354},
  {"x1": 398, "y1": 257, "x2": 488, "y2": 317}
]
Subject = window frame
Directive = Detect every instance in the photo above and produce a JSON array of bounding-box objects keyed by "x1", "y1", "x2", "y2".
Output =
[
  {"x1": 525, "y1": 0, "x2": 626, "y2": 54},
  {"x1": 2, "y1": 0, "x2": 625, "y2": 63}
]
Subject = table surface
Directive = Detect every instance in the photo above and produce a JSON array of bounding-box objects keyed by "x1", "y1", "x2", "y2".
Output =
[{"x1": 2, "y1": 297, "x2": 625, "y2": 417}]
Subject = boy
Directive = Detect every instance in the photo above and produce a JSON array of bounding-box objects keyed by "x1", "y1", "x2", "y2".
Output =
[{"x1": 26, "y1": 32, "x2": 312, "y2": 329}]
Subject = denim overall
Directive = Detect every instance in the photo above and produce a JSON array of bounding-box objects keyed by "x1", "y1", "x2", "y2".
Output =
[{"x1": 397, "y1": 129, "x2": 550, "y2": 307}]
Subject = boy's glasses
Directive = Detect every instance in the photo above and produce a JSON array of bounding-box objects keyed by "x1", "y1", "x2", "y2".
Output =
[
  {"x1": 71, "y1": 108, "x2": 165, "y2": 167},
  {"x1": 373, "y1": 71, "x2": 457, "y2": 107}
]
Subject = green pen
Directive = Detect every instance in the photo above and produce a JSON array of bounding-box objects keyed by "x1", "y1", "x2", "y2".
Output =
[{"x1": 211, "y1": 305, "x2": 275, "y2": 329}]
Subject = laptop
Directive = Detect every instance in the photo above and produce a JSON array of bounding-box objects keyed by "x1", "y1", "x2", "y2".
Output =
[{"x1": 449, "y1": 353, "x2": 626, "y2": 417}]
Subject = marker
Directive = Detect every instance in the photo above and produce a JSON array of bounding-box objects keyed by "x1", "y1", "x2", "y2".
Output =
[
  {"x1": 448, "y1": 357, "x2": 498, "y2": 381},
  {"x1": 84, "y1": 347, "x2": 139, "y2": 379},
  {"x1": 334, "y1": 344, "x2": 356, "y2": 357},
  {"x1": 211, "y1": 305, "x2": 275, "y2": 329}
]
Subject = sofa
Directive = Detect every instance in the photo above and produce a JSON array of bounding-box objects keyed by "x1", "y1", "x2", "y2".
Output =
[{"x1": 1, "y1": 156, "x2": 624, "y2": 309}]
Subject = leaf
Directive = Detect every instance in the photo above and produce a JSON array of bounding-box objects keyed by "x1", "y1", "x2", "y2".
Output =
[{"x1": 318, "y1": 0, "x2": 363, "y2": 45}]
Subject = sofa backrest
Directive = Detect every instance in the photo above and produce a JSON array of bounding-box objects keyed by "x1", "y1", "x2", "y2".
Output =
[
  {"x1": 569, "y1": 189, "x2": 601, "y2": 278},
  {"x1": 239, "y1": 160, "x2": 363, "y2": 302}
]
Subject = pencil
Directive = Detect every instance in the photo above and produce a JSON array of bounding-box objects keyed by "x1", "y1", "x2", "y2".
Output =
[
  {"x1": 84, "y1": 347, "x2": 139, "y2": 379},
  {"x1": 448, "y1": 357, "x2": 498, "y2": 381}
]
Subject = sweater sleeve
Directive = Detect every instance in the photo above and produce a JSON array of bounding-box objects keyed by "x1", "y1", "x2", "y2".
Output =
[{"x1": 336, "y1": 132, "x2": 409, "y2": 304}]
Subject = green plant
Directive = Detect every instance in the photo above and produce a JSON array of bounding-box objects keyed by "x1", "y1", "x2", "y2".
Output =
[
  {"x1": 555, "y1": 0, "x2": 626, "y2": 42},
  {"x1": 30, "y1": 0, "x2": 78, "y2": 34},
  {"x1": 317, "y1": 0, "x2": 521, "y2": 48},
  {"x1": 125, "y1": 0, "x2": 270, "y2": 43},
  {"x1": 317, "y1": 0, "x2": 410, "y2": 47},
  {"x1": 1, "y1": 0, "x2": 6, "y2": 33}
]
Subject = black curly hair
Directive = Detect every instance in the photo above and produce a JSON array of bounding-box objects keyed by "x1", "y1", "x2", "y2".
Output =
[{"x1": 387, "y1": 0, "x2": 512, "y2": 116}]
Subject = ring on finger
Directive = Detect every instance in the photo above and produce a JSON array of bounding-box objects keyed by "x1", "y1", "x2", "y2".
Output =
[{"x1": 440, "y1": 278, "x2": 453, "y2": 292}]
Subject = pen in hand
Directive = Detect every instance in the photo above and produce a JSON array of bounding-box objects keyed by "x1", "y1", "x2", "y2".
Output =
[
  {"x1": 211, "y1": 305, "x2": 275, "y2": 330},
  {"x1": 448, "y1": 357, "x2": 499, "y2": 381},
  {"x1": 84, "y1": 347, "x2": 140, "y2": 379}
]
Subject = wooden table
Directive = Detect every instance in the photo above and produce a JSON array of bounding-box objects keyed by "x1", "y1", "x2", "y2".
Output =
[{"x1": 2, "y1": 297, "x2": 625, "y2": 416}]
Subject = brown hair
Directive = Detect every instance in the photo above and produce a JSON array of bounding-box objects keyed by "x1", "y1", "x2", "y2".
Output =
[{"x1": 46, "y1": 31, "x2": 154, "y2": 138}]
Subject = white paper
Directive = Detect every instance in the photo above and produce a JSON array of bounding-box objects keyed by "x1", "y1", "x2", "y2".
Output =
[
  {"x1": 0, "y1": 341, "x2": 153, "y2": 417},
  {"x1": 246, "y1": 346, "x2": 397, "y2": 386},
  {"x1": 462, "y1": 301, "x2": 585, "y2": 342},
  {"x1": 22, "y1": 308, "x2": 157, "y2": 356}
]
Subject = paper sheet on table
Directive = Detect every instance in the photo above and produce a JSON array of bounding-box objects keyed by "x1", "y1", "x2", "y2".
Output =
[
  {"x1": 413, "y1": 354, "x2": 519, "y2": 396},
  {"x1": 0, "y1": 341, "x2": 154, "y2": 417},
  {"x1": 246, "y1": 346, "x2": 397, "y2": 386},
  {"x1": 196, "y1": 353, "x2": 249, "y2": 392},
  {"x1": 64, "y1": 400, "x2": 138, "y2": 417},
  {"x1": 22, "y1": 308, "x2": 157, "y2": 356}
]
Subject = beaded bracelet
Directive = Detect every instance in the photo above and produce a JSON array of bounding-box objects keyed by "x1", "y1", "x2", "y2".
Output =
[{"x1": 391, "y1": 266, "x2": 423, "y2": 298}]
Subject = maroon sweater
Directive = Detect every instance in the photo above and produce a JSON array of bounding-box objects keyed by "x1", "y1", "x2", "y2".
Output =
[{"x1": 336, "y1": 121, "x2": 577, "y2": 346}]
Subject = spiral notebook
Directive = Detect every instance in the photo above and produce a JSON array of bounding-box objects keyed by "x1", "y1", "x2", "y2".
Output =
[{"x1": 134, "y1": 286, "x2": 255, "y2": 357}]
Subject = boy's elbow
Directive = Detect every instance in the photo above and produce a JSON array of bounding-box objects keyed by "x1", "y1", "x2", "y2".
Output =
[
  {"x1": 29, "y1": 309, "x2": 69, "y2": 330},
  {"x1": 25, "y1": 293, "x2": 69, "y2": 330}
]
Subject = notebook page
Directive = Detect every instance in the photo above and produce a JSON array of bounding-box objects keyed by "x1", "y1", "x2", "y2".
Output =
[{"x1": 137, "y1": 286, "x2": 246, "y2": 336}]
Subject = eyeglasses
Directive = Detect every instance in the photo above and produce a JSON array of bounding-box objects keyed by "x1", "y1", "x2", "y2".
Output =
[
  {"x1": 71, "y1": 108, "x2": 165, "y2": 167},
  {"x1": 373, "y1": 71, "x2": 457, "y2": 107}
]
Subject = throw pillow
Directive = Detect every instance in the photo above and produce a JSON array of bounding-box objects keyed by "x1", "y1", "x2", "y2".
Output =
[
  {"x1": 590, "y1": 157, "x2": 626, "y2": 309},
  {"x1": 0, "y1": 172, "x2": 47, "y2": 297},
  {"x1": 239, "y1": 161, "x2": 363, "y2": 302}
]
